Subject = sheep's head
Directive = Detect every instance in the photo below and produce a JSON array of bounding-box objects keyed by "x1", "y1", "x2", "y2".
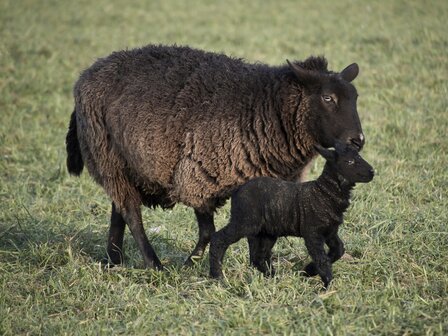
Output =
[
  {"x1": 314, "y1": 143, "x2": 374, "y2": 184},
  {"x1": 287, "y1": 57, "x2": 365, "y2": 152}
]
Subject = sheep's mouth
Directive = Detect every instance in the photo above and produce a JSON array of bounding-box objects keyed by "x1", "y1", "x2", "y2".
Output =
[{"x1": 356, "y1": 172, "x2": 374, "y2": 183}]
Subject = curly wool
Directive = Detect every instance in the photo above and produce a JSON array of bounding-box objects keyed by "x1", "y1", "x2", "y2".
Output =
[{"x1": 67, "y1": 45, "x2": 329, "y2": 213}]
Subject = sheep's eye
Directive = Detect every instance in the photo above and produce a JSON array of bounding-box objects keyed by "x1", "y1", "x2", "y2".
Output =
[
  {"x1": 322, "y1": 95, "x2": 333, "y2": 103},
  {"x1": 347, "y1": 159, "x2": 355, "y2": 165}
]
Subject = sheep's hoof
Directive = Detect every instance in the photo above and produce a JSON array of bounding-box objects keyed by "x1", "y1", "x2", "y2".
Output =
[
  {"x1": 145, "y1": 261, "x2": 164, "y2": 271},
  {"x1": 210, "y1": 270, "x2": 223, "y2": 279},
  {"x1": 101, "y1": 256, "x2": 122, "y2": 269},
  {"x1": 257, "y1": 264, "x2": 275, "y2": 277},
  {"x1": 184, "y1": 254, "x2": 204, "y2": 267}
]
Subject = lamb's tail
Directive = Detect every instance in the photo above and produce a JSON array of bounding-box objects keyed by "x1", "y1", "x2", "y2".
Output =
[{"x1": 66, "y1": 110, "x2": 84, "y2": 176}]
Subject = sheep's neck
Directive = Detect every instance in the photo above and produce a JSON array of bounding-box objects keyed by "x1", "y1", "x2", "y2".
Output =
[
  {"x1": 249, "y1": 71, "x2": 315, "y2": 179},
  {"x1": 314, "y1": 164, "x2": 354, "y2": 215}
]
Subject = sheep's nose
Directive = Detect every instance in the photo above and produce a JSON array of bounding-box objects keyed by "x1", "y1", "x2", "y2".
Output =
[{"x1": 349, "y1": 133, "x2": 365, "y2": 151}]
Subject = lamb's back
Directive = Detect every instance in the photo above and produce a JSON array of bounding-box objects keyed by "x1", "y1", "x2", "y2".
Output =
[{"x1": 232, "y1": 177, "x2": 303, "y2": 236}]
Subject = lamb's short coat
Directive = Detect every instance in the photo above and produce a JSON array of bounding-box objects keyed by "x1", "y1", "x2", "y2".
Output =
[{"x1": 209, "y1": 143, "x2": 374, "y2": 288}]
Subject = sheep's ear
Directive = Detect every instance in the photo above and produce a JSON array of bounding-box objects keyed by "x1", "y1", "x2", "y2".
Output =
[
  {"x1": 287, "y1": 59, "x2": 319, "y2": 86},
  {"x1": 340, "y1": 63, "x2": 359, "y2": 82},
  {"x1": 314, "y1": 144, "x2": 336, "y2": 162}
]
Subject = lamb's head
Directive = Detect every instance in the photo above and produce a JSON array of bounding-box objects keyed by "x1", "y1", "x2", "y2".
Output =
[
  {"x1": 287, "y1": 57, "x2": 365, "y2": 151},
  {"x1": 315, "y1": 143, "x2": 374, "y2": 184}
]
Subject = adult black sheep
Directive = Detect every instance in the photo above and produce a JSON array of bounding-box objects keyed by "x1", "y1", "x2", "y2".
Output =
[{"x1": 65, "y1": 44, "x2": 365, "y2": 269}]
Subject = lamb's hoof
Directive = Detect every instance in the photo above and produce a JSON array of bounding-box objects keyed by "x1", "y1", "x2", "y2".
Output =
[
  {"x1": 251, "y1": 260, "x2": 275, "y2": 277},
  {"x1": 260, "y1": 266, "x2": 275, "y2": 278},
  {"x1": 320, "y1": 273, "x2": 332, "y2": 290},
  {"x1": 322, "y1": 280, "x2": 331, "y2": 290},
  {"x1": 265, "y1": 269, "x2": 276, "y2": 278},
  {"x1": 302, "y1": 263, "x2": 318, "y2": 277}
]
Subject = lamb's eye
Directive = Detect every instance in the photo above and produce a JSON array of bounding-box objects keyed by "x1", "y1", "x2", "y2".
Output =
[
  {"x1": 322, "y1": 95, "x2": 333, "y2": 103},
  {"x1": 347, "y1": 159, "x2": 355, "y2": 165}
]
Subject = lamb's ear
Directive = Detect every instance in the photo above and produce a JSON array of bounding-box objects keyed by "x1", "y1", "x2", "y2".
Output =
[
  {"x1": 314, "y1": 144, "x2": 336, "y2": 162},
  {"x1": 340, "y1": 63, "x2": 359, "y2": 82},
  {"x1": 287, "y1": 59, "x2": 318, "y2": 86}
]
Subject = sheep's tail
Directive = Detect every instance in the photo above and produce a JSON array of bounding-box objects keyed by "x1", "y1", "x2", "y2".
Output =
[{"x1": 66, "y1": 109, "x2": 84, "y2": 176}]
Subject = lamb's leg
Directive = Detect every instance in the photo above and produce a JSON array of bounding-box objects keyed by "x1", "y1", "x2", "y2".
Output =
[
  {"x1": 209, "y1": 226, "x2": 241, "y2": 278},
  {"x1": 327, "y1": 234, "x2": 345, "y2": 263},
  {"x1": 248, "y1": 235, "x2": 277, "y2": 276},
  {"x1": 184, "y1": 209, "x2": 215, "y2": 266},
  {"x1": 303, "y1": 233, "x2": 345, "y2": 276},
  {"x1": 248, "y1": 236, "x2": 261, "y2": 266},
  {"x1": 303, "y1": 236, "x2": 332, "y2": 288},
  {"x1": 103, "y1": 202, "x2": 126, "y2": 266},
  {"x1": 120, "y1": 202, "x2": 163, "y2": 270}
]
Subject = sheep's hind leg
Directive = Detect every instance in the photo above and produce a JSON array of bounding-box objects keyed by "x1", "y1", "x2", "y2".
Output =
[
  {"x1": 248, "y1": 235, "x2": 277, "y2": 276},
  {"x1": 103, "y1": 202, "x2": 126, "y2": 266},
  {"x1": 120, "y1": 201, "x2": 163, "y2": 270},
  {"x1": 184, "y1": 209, "x2": 215, "y2": 266}
]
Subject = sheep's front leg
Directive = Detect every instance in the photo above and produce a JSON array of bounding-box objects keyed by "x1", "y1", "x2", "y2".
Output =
[
  {"x1": 184, "y1": 209, "x2": 215, "y2": 266},
  {"x1": 248, "y1": 235, "x2": 277, "y2": 276},
  {"x1": 303, "y1": 233, "x2": 345, "y2": 276},
  {"x1": 327, "y1": 233, "x2": 345, "y2": 263},
  {"x1": 303, "y1": 235, "x2": 332, "y2": 288},
  {"x1": 103, "y1": 202, "x2": 126, "y2": 266},
  {"x1": 209, "y1": 226, "x2": 242, "y2": 278}
]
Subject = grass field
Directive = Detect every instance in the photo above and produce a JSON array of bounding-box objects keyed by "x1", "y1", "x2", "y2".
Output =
[{"x1": 1, "y1": 0, "x2": 447, "y2": 334}]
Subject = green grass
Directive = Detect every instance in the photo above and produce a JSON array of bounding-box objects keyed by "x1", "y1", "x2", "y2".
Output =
[{"x1": 1, "y1": 0, "x2": 447, "y2": 334}]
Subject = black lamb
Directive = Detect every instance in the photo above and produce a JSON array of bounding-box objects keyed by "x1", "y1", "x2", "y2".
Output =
[
  {"x1": 209, "y1": 143, "x2": 374, "y2": 288},
  {"x1": 65, "y1": 44, "x2": 366, "y2": 269}
]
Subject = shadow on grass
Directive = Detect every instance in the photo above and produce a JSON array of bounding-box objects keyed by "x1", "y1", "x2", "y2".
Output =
[
  {"x1": 0, "y1": 216, "x2": 190, "y2": 270},
  {"x1": 0, "y1": 207, "x2": 316, "y2": 278}
]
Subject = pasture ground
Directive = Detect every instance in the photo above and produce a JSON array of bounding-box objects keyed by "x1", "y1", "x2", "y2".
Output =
[{"x1": 1, "y1": 0, "x2": 447, "y2": 334}]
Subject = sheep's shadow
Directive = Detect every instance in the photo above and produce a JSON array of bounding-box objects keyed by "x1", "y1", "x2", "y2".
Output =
[{"x1": 0, "y1": 216, "x2": 189, "y2": 269}]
